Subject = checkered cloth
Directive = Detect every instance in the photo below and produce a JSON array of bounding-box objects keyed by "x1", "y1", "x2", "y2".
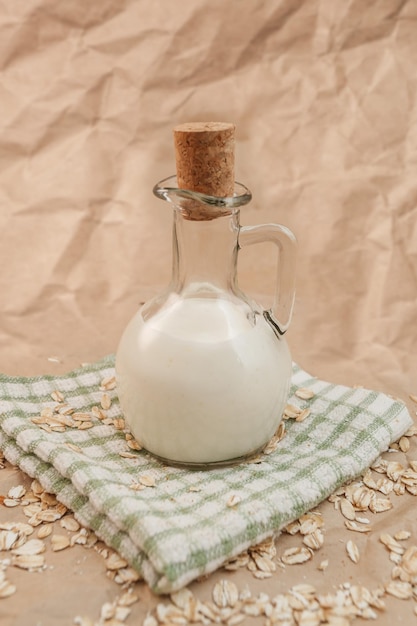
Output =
[{"x1": 0, "y1": 356, "x2": 412, "y2": 593}]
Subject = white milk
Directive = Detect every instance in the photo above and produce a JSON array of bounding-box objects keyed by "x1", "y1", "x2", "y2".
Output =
[{"x1": 115, "y1": 297, "x2": 291, "y2": 465}]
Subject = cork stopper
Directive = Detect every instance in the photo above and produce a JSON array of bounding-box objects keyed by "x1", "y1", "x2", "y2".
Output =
[{"x1": 173, "y1": 122, "x2": 235, "y2": 198}]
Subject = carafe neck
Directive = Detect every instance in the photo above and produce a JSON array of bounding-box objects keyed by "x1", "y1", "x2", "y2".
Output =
[{"x1": 171, "y1": 210, "x2": 239, "y2": 296}]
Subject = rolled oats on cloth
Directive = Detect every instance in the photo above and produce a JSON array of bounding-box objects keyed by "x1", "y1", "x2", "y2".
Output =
[{"x1": 0, "y1": 356, "x2": 412, "y2": 593}]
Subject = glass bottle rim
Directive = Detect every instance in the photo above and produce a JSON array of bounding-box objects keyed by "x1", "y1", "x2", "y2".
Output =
[{"x1": 153, "y1": 175, "x2": 252, "y2": 209}]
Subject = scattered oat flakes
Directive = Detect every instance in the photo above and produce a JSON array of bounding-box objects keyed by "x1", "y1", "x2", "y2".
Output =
[
  {"x1": 115, "y1": 605, "x2": 131, "y2": 621},
  {"x1": 276, "y1": 421, "x2": 286, "y2": 438},
  {"x1": 227, "y1": 494, "x2": 241, "y2": 507},
  {"x1": 60, "y1": 516, "x2": 81, "y2": 532},
  {"x1": 224, "y1": 553, "x2": 250, "y2": 572},
  {"x1": 37, "y1": 524, "x2": 53, "y2": 539},
  {"x1": 394, "y1": 530, "x2": 411, "y2": 541},
  {"x1": 362, "y1": 469, "x2": 378, "y2": 490},
  {"x1": 119, "y1": 451, "x2": 137, "y2": 459},
  {"x1": 51, "y1": 390, "x2": 65, "y2": 403},
  {"x1": 398, "y1": 437, "x2": 410, "y2": 453},
  {"x1": 58, "y1": 404, "x2": 75, "y2": 416},
  {"x1": 0, "y1": 529, "x2": 20, "y2": 551},
  {"x1": 251, "y1": 551, "x2": 276, "y2": 573},
  {"x1": 371, "y1": 458, "x2": 387, "y2": 473},
  {"x1": 0, "y1": 521, "x2": 33, "y2": 537},
  {"x1": 379, "y1": 533, "x2": 404, "y2": 555},
  {"x1": 72, "y1": 412, "x2": 93, "y2": 422},
  {"x1": 263, "y1": 428, "x2": 285, "y2": 454},
  {"x1": 295, "y1": 388, "x2": 315, "y2": 400},
  {"x1": 170, "y1": 587, "x2": 194, "y2": 611},
  {"x1": 253, "y1": 570, "x2": 273, "y2": 580},
  {"x1": 299, "y1": 515, "x2": 321, "y2": 535},
  {"x1": 0, "y1": 575, "x2": 16, "y2": 599},
  {"x1": 344, "y1": 520, "x2": 372, "y2": 533},
  {"x1": 350, "y1": 584, "x2": 371, "y2": 610},
  {"x1": 70, "y1": 528, "x2": 89, "y2": 546},
  {"x1": 349, "y1": 484, "x2": 375, "y2": 509},
  {"x1": 157, "y1": 602, "x2": 188, "y2": 623},
  {"x1": 303, "y1": 529, "x2": 324, "y2": 551},
  {"x1": 12, "y1": 554, "x2": 45, "y2": 570},
  {"x1": 386, "y1": 461, "x2": 405, "y2": 481},
  {"x1": 212, "y1": 579, "x2": 239, "y2": 608},
  {"x1": 51, "y1": 534, "x2": 70, "y2": 551},
  {"x1": 101, "y1": 393, "x2": 112, "y2": 410},
  {"x1": 37, "y1": 507, "x2": 66, "y2": 523},
  {"x1": 106, "y1": 552, "x2": 128, "y2": 571},
  {"x1": 129, "y1": 482, "x2": 145, "y2": 492},
  {"x1": 171, "y1": 588, "x2": 200, "y2": 621},
  {"x1": 143, "y1": 576, "x2": 394, "y2": 626},
  {"x1": 393, "y1": 482, "x2": 406, "y2": 496},
  {"x1": 283, "y1": 404, "x2": 302, "y2": 419},
  {"x1": 284, "y1": 520, "x2": 301, "y2": 535},
  {"x1": 100, "y1": 375, "x2": 117, "y2": 390},
  {"x1": 402, "y1": 546, "x2": 417, "y2": 576},
  {"x1": 3, "y1": 498, "x2": 19, "y2": 508},
  {"x1": 281, "y1": 546, "x2": 313, "y2": 565},
  {"x1": 12, "y1": 538, "x2": 45, "y2": 556},
  {"x1": 138, "y1": 474, "x2": 156, "y2": 487},
  {"x1": 385, "y1": 580, "x2": 412, "y2": 600},
  {"x1": 340, "y1": 499, "x2": 356, "y2": 521},
  {"x1": 41, "y1": 492, "x2": 58, "y2": 506},
  {"x1": 8, "y1": 485, "x2": 26, "y2": 500},
  {"x1": 91, "y1": 406, "x2": 106, "y2": 420},
  {"x1": 376, "y1": 477, "x2": 395, "y2": 495},
  {"x1": 346, "y1": 540, "x2": 360, "y2": 564},
  {"x1": 127, "y1": 439, "x2": 142, "y2": 451},
  {"x1": 47, "y1": 356, "x2": 62, "y2": 363},
  {"x1": 118, "y1": 590, "x2": 139, "y2": 607},
  {"x1": 143, "y1": 614, "x2": 158, "y2": 626},
  {"x1": 66, "y1": 443, "x2": 83, "y2": 453},
  {"x1": 101, "y1": 602, "x2": 117, "y2": 620},
  {"x1": 296, "y1": 408, "x2": 311, "y2": 422},
  {"x1": 113, "y1": 567, "x2": 142, "y2": 585},
  {"x1": 369, "y1": 497, "x2": 392, "y2": 513}
]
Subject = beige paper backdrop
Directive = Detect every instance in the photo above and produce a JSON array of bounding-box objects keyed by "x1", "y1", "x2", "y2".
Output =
[{"x1": 0, "y1": 1, "x2": 416, "y2": 624}]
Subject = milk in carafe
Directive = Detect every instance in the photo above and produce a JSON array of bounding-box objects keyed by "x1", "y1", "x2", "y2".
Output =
[{"x1": 116, "y1": 295, "x2": 291, "y2": 464}]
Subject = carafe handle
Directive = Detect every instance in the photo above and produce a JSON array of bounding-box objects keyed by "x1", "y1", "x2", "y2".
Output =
[{"x1": 238, "y1": 223, "x2": 297, "y2": 335}]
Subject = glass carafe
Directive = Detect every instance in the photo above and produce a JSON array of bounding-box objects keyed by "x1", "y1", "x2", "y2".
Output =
[{"x1": 115, "y1": 176, "x2": 297, "y2": 468}]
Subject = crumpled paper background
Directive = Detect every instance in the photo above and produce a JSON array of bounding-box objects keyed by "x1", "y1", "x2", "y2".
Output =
[{"x1": 0, "y1": 1, "x2": 416, "y2": 625}]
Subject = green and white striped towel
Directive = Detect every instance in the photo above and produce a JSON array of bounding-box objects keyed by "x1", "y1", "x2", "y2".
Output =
[{"x1": 0, "y1": 356, "x2": 412, "y2": 593}]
